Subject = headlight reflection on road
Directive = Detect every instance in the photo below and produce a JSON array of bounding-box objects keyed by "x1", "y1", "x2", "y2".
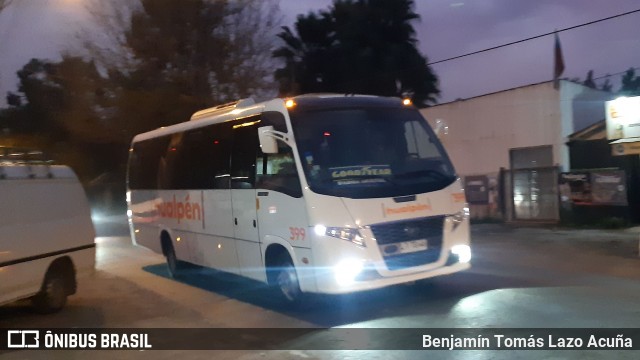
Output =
[{"x1": 455, "y1": 295, "x2": 483, "y2": 312}]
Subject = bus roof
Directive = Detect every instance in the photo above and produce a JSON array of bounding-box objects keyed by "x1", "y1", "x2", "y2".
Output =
[
  {"x1": 131, "y1": 98, "x2": 275, "y2": 143},
  {"x1": 130, "y1": 94, "x2": 407, "y2": 144}
]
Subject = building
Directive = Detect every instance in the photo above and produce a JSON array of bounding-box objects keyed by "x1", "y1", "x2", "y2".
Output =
[
  {"x1": 564, "y1": 118, "x2": 640, "y2": 224},
  {"x1": 421, "y1": 80, "x2": 612, "y2": 222}
]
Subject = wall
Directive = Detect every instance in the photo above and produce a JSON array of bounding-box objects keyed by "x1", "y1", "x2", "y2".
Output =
[
  {"x1": 559, "y1": 81, "x2": 613, "y2": 171},
  {"x1": 420, "y1": 80, "x2": 611, "y2": 220},
  {"x1": 422, "y1": 82, "x2": 562, "y2": 177},
  {"x1": 422, "y1": 81, "x2": 612, "y2": 177}
]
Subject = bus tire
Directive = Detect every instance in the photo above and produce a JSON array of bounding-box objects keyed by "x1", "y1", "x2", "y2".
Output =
[
  {"x1": 32, "y1": 264, "x2": 72, "y2": 314},
  {"x1": 165, "y1": 243, "x2": 183, "y2": 279},
  {"x1": 273, "y1": 255, "x2": 303, "y2": 305}
]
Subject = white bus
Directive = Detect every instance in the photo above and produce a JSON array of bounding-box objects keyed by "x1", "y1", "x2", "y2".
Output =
[{"x1": 127, "y1": 94, "x2": 470, "y2": 303}]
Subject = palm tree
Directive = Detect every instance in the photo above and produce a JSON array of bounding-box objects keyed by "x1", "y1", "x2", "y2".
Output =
[{"x1": 273, "y1": 0, "x2": 439, "y2": 106}]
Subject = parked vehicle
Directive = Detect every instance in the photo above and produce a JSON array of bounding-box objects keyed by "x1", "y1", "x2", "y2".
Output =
[{"x1": 0, "y1": 152, "x2": 96, "y2": 313}]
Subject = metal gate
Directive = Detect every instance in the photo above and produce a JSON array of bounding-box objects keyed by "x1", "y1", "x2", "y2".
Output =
[{"x1": 511, "y1": 167, "x2": 559, "y2": 221}]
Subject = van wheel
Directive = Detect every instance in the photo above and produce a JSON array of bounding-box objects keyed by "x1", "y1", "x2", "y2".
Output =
[
  {"x1": 274, "y1": 256, "x2": 303, "y2": 304},
  {"x1": 32, "y1": 269, "x2": 68, "y2": 314}
]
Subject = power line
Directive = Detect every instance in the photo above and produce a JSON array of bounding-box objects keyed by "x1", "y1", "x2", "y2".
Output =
[
  {"x1": 428, "y1": 8, "x2": 640, "y2": 66},
  {"x1": 593, "y1": 67, "x2": 638, "y2": 81}
]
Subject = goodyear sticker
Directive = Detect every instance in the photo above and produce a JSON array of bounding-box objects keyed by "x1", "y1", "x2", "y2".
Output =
[{"x1": 330, "y1": 165, "x2": 392, "y2": 179}]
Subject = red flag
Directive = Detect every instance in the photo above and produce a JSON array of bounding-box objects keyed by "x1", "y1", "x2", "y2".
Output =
[{"x1": 553, "y1": 31, "x2": 565, "y2": 89}]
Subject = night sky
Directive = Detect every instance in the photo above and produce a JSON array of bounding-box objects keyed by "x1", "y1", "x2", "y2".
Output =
[{"x1": 0, "y1": 0, "x2": 638, "y2": 105}]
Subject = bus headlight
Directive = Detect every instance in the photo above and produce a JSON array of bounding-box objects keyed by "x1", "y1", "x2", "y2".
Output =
[
  {"x1": 451, "y1": 245, "x2": 471, "y2": 263},
  {"x1": 334, "y1": 258, "x2": 364, "y2": 285},
  {"x1": 314, "y1": 225, "x2": 365, "y2": 247}
]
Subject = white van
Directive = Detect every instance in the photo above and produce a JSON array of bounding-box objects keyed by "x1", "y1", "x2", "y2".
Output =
[{"x1": 0, "y1": 161, "x2": 96, "y2": 313}]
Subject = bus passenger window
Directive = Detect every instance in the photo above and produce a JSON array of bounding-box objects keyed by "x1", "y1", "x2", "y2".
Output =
[
  {"x1": 256, "y1": 149, "x2": 302, "y2": 198},
  {"x1": 231, "y1": 117, "x2": 260, "y2": 189}
]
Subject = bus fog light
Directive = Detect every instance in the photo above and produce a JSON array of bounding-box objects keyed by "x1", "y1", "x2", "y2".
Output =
[
  {"x1": 334, "y1": 259, "x2": 364, "y2": 285},
  {"x1": 452, "y1": 245, "x2": 471, "y2": 263}
]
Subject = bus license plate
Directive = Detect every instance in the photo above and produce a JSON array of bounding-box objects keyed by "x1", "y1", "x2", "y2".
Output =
[
  {"x1": 399, "y1": 239, "x2": 428, "y2": 254},
  {"x1": 383, "y1": 239, "x2": 428, "y2": 255}
]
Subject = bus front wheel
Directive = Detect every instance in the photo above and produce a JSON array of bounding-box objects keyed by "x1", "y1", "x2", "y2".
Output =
[{"x1": 274, "y1": 256, "x2": 302, "y2": 304}]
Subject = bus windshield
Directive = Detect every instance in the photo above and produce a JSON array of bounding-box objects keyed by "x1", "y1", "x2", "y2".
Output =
[{"x1": 290, "y1": 106, "x2": 457, "y2": 199}]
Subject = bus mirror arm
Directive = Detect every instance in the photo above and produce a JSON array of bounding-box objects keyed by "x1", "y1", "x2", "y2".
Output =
[
  {"x1": 258, "y1": 126, "x2": 289, "y2": 154},
  {"x1": 434, "y1": 119, "x2": 449, "y2": 137}
]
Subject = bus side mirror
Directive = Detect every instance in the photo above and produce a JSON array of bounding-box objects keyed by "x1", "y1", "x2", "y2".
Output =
[
  {"x1": 258, "y1": 126, "x2": 278, "y2": 154},
  {"x1": 434, "y1": 119, "x2": 449, "y2": 137}
]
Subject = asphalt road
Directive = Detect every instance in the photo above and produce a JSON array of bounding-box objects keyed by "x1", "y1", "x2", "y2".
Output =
[{"x1": 1, "y1": 215, "x2": 639, "y2": 359}]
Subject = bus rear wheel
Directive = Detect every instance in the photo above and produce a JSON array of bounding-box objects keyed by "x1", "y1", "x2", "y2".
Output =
[{"x1": 163, "y1": 241, "x2": 184, "y2": 279}]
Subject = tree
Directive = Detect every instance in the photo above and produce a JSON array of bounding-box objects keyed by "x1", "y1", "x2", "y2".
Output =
[
  {"x1": 599, "y1": 76, "x2": 613, "y2": 92},
  {"x1": 5, "y1": 59, "x2": 60, "y2": 134},
  {"x1": 0, "y1": 0, "x2": 11, "y2": 13},
  {"x1": 2, "y1": 57, "x2": 123, "y2": 179},
  {"x1": 1, "y1": 0, "x2": 281, "y2": 183},
  {"x1": 3, "y1": 0, "x2": 281, "y2": 184},
  {"x1": 620, "y1": 68, "x2": 640, "y2": 96},
  {"x1": 582, "y1": 70, "x2": 596, "y2": 89},
  {"x1": 569, "y1": 69, "x2": 613, "y2": 93},
  {"x1": 273, "y1": 0, "x2": 439, "y2": 106},
  {"x1": 85, "y1": 0, "x2": 280, "y2": 137},
  {"x1": 5, "y1": 57, "x2": 114, "y2": 141}
]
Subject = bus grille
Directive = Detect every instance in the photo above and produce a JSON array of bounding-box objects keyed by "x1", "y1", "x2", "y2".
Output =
[{"x1": 370, "y1": 216, "x2": 445, "y2": 270}]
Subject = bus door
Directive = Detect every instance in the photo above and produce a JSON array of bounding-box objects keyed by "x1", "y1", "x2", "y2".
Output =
[
  {"x1": 230, "y1": 118, "x2": 263, "y2": 281},
  {"x1": 254, "y1": 138, "x2": 312, "y2": 290},
  {"x1": 254, "y1": 111, "x2": 310, "y2": 250}
]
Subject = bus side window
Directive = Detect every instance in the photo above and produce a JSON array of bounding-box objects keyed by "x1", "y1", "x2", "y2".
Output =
[
  {"x1": 129, "y1": 135, "x2": 170, "y2": 190},
  {"x1": 256, "y1": 147, "x2": 302, "y2": 198},
  {"x1": 209, "y1": 123, "x2": 232, "y2": 189},
  {"x1": 184, "y1": 123, "x2": 232, "y2": 190},
  {"x1": 159, "y1": 132, "x2": 184, "y2": 189},
  {"x1": 254, "y1": 110, "x2": 302, "y2": 197},
  {"x1": 231, "y1": 117, "x2": 260, "y2": 189}
]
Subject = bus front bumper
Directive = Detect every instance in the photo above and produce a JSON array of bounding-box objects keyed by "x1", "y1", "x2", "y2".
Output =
[{"x1": 311, "y1": 259, "x2": 471, "y2": 295}]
